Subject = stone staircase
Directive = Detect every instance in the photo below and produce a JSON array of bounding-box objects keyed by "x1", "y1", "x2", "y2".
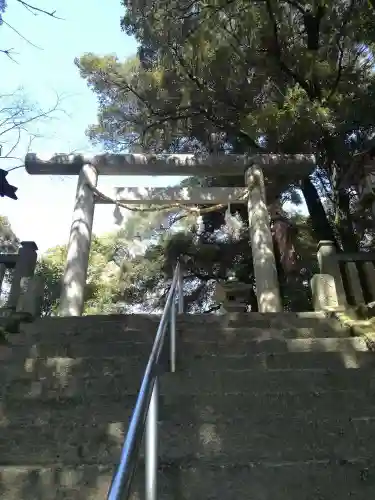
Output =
[{"x1": 1, "y1": 312, "x2": 375, "y2": 499}]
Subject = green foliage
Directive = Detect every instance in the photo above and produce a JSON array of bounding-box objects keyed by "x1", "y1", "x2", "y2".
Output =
[
  {"x1": 76, "y1": 0, "x2": 375, "y2": 254},
  {"x1": 34, "y1": 0, "x2": 375, "y2": 314},
  {"x1": 36, "y1": 233, "x2": 128, "y2": 316},
  {"x1": 111, "y1": 209, "x2": 320, "y2": 313},
  {"x1": 0, "y1": 215, "x2": 19, "y2": 253},
  {"x1": 35, "y1": 245, "x2": 66, "y2": 316}
]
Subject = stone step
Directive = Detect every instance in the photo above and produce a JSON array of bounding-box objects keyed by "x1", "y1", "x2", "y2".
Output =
[
  {"x1": 161, "y1": 366, "x2": 375, "y2": 395},
  {"x1": 188, "y1": 351, "x2": 375, "y2": 370},
  {"x1": 3, "y1": 389, "x2": 375, "y2": 430},
  {"x1": 1, "y1": 459, "x2": 374, "y2": 500},
  {"x1": 1, "y1": 415, "x2": 374, "y2": 465},
  {"x1": 2, "y1": 350, "x2": 374, "y2": 385},
  {"x1": 3, "y1": 336, "x2": 367, "y2": 360},
  {"x1": 19, "y1": 323, "x2": 350, "y2": 343},
  {"x1": 177, "y1": 325, "x2": 349, "y2": 340},
  {"x1": 20, "y1": 312, "x2": 346, "y2": 337},
  {"x1": 180, "y1": 312, "x2": 346, "y2": 332},
  {"x1": 2, "y1": 363, "x2": 375, "y2": 401}
]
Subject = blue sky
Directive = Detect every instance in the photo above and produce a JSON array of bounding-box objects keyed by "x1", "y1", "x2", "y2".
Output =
[{"x1": 0, "y1": 0, "x2": 185, "y2": 254}]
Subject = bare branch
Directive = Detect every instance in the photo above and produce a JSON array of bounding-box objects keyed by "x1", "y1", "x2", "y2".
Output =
[
  {"x1": 4, "y1": 128, "x2": 22, "y2": 158},
  {"x1": 0, "y1": 91, "x2": 65, "y2": 162},
  {"x1": 1, "y1": 1, "x2": 62, "y2": 59},
  {"x1": 2, "y1": 19, "x2": 42, "y2": 49},
  {"x1": 15, "y1": 0, "x2": 63, "y2": 20},
  {"x1": 0, "y1": 48, "x2": 18, "y2": 62}
]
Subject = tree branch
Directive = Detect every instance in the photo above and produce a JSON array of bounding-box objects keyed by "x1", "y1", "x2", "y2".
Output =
[
  {"x1": 0, "y1": 48, "x2": 18, "y2": 62},
  {"x1": 326, "y1": 0, "x2": 356, "y2": 102},
  {"x1": 16, "y1": 0, "x2": 63, "y2": 19},
  {"x1": 264, "y1": 0, "x2": 315, "y2": 99},
  {"x1": 2, "y1": 19, "x2": 42, "y2": 49}
]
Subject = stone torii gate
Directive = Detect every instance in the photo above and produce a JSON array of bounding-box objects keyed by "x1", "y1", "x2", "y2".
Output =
[{"x1": 25, "y1": 153, "x2": 315, "y2": 316}]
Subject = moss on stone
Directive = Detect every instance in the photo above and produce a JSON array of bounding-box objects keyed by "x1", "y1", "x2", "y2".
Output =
[{"x1": 327, "y1": 304, "x2": 375, "y2": 351}]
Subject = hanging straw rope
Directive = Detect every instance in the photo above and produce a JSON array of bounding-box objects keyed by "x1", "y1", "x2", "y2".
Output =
[{"x1": 90, "y1": 181, "x2": 249, "y2": 217}]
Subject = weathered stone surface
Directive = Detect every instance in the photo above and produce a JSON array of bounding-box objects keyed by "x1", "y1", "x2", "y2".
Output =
[
  {"x1": 16, "y1": 276, "x2": 44, "y2": 318},
  {"x1": 2, "y1": 350, "x2": 374, "y2": 385},
  {"x1": 3, "y1": 364, "x2": 373, "y2": 402},
  {"x1": 316, "y1": 241, "x2": 347, "y2": 307},
  {"x1": 363, "y1": 262, "x2": 375, "y2": 302},
  {"x1": 1, "y1": 415, "x2": 374, "y2": 464},
  {"x1": 2, "y1": 311, "x2": 375, "y2": 499},
  {"x1": 5, "y1": 334, "x2": 364, "y2": 361},
  {"x1": 246, "y1": 165, "x2": 282, "y2": 312},
  {"x1": 1, "y1": 460, "x2": 374, "y2": 500},
  {"x1": 21, "y1": 322, "x2": 350, "y2": 343},
  {"x1": 4, "y1": 390, "x2": 375, "y2": 429},
  {"x1": 311, "y1": 274, "x2": 339, "y2": 310},
  {"x1": 160, "y1": 365, "x2": 374, "y2": 395},
  {"x1": 345, "y1": 261, "x2": 365, "y2": 305}
]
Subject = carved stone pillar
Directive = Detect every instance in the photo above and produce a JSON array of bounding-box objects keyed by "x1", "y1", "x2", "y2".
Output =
[
  {"x1": 317, "y1": 241, "x2": 347, "y2": 307},
  {"x1": 0, "y1": 263, "x2": 6, "y2": 296},
  {"x1": 7, "y1": 241, "x2": 38, "y2": 309}
]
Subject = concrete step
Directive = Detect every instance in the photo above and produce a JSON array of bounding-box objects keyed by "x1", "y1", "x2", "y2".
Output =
[
  {"x1": 2, "y1": 335, "x2": 367, "y2": 361},
  {"x1": 178, "y1": 325, "x2": 349, "y2": 340},
  {"x1": 2, "y1": 350, "x2": 374, "y2": 386},
  {"x1": 1, "y1": 415, "x2": 374, "y2": 465},
  {"x1": 1, "y1": 458, "x2": 374, "y2": 500},
  {"x1": 1, "y1": 459, "x2": 374, "y2": 500},
  {"x1": 161, "y1": 366, "x2": 375, "y2": 395},
  {"x1": 0, "y1": 464, "x2": 117, "y2": 500},
  {"x1": 3, "y1": 389, "x2": 375, "y2": 430},
  {"x1": 178, "y1": 311, "x2": 347, "y2": 332},
  {"x1": 19, "y1": 323, "x2": 350, "y2": 343},
  {"x1": 3, "y1": 361, "x2": 374, "y2": 400},
  {"x1": 187, "y1": 351, "x2": 375, "y2": 370},
  {"x1": 19, "y1": 312, "x2": 347, "y2": 338}
]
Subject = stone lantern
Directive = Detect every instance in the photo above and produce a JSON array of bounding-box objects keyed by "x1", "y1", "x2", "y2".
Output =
[{"x1": 214, "y1": 278, "x2": 252, "y2": 313}]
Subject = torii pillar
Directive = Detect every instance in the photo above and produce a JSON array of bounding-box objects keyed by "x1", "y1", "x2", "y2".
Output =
[
  {"x1": 59, "y1": 164, "x2": 98, "y2": 316},
  {"x1": 245, "y1": 164, "x2": 282, "y2": 312}
]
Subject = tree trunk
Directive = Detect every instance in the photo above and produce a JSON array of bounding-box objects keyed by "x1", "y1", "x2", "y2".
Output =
[
  {"x1": 300, "y1": 176, "x2": 339, "y2": 246},
  {"x1": 335, "y1": 189, "x2": 360, "y2": 251}
]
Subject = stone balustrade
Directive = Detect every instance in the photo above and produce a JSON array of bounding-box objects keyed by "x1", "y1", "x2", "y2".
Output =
[
  {"x1": 311, "y1": 240, "x2": 375, "y2": 311},
  {"x1": 0, "y1": 241, "x2": 44, "y2": 319}
]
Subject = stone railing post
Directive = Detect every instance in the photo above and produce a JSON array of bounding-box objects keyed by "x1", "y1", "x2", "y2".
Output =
[
  {"x1": 16, "y1": 275, "x2": 45, "y2": 319},
  {"x1": 316, "y1": 241, "x2": 347, "y2": 307},
  {"x1": 245, "y1": 165, "x2": 282, "y2": 312},
  {"x1": 7, "y1": 241, "x2": 38, "y2": 309},
  {"x1": 0, "y1": 263, "x2": 6, "y2": 296},
  {"x1": 59, "y1": 163, "x2": 98, "y2": 316}
]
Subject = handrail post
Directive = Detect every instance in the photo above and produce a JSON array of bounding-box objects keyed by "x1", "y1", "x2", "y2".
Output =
[
  {"x1": 170, "y1": 290, "x2": 176, "y2": 373},
  {"x1": 145, "y1": 378, "x2": 158, "y2": 500},
  {"x1": 178, "y1": 265, "x2": 183, "y2": 314},
  {"x1": 107, "y1": 263, "x2": 181, "y2": 500}
]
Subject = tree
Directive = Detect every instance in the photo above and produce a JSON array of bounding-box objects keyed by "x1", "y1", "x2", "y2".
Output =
[
  {"x1": 0, "y1": 89, "x2": 65, "y2": 198},
  {"x1": 0, "y1": 215, "x2": 19, "y2": 253},
  {"x1": 0, "y1": 88, "x2": 62, "y2": 162},
  {"x1": 36, "y1": 232, "x2": 129, "y2": 316},
  {"x1": 106, "y1": 208, "x2": 319, "y2": 313},
  {"x1": 0, "y1": 215, "x2": 19, "y2": 306},
  {"x1": 77, "y1": 0, "x2": 375, "y2": 252}
]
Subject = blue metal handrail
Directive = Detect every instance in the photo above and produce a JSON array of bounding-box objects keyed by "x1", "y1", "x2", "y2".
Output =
[{"x1": 107, "y1": 262, "x2": 184, "y2": 500}]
